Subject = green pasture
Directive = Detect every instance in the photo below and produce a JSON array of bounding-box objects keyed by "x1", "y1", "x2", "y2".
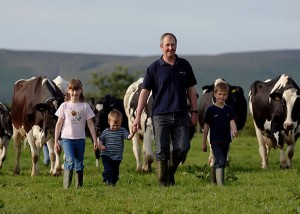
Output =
[{"x1": 0, "y1": 133, "x2": 299, "y2": 214}]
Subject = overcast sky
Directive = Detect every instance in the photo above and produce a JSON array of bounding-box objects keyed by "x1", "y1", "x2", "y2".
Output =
[{"x1": 1, "y1": 0, "x2": 299, "y2": 56}]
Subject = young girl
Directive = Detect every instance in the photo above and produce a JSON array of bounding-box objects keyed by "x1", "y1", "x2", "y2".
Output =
[
  {"x1": 54, "y1": 79, "x2": 98, "y2": 189},
  {"x1": 202, "y1": 82, "x2": 238, "y2": 185},
  {"x1": 98, "y1": 110, "x2": 136, "y2": 186}
]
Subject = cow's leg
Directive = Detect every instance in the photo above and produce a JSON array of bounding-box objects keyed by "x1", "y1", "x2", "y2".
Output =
[
  {"x1": 53, "y1": 147, "x2": 62, "y2": 176},
  {"x1": 254, "y1": 123, "x2": 268, "y2": 169},
  {"x1": 30, "y1": 140, "x2": 40, "y2": 176},
  {"x1": 13, "y1": 133, "x2": 22, "y2": 175},
  {"x1": 207, "y1": 131, "x2": 215, "y2": 167},
  {"x1": 47, "y1": 138, "x2": 61, "y2": 176},
  {"x1": 259, "y1": 143, "x2": 268, "y2": 169},
  {"x1": 25, "y1": 130, "x2": 40, "y2": 176},
  {"x1": 47, "y1": 139, "x2": 55, "y2": 174},
  {"x1": 0, "y1": 137, "x2": 9, "y2": 169},
  {"x1": 279, "y1": 147, "x2": 288, "y2": 169},
  {"x1": 208, "y1": 145, "x2": 215, "y2": 167},
  {"x1": 286, "y1": 143, "x2": 295, "y2": 168},
  {"x1": 94, "y1": 149, "x2": 100, "y2": 167},
  {"x1": 132, "y1": 134, "x2": 142, "y2": 171},
  {"x1": 279, "y1": 143, "x2": 294, "y2": 169},
  {"x1": 142, "y1": 129, "x2": 154, "y2": 172},
  {"x1": 0, "y1": 145, "x2": 3, "y2": 169}
]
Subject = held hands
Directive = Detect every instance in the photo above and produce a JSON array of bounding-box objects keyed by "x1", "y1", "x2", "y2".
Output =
[
  {"x1": 131, "y1": 125, "x2": 138, "y2": 134},
  {"x1": 132, "y1": 118, "x2": 140, "y2": 133},
  {"x1": 97, "y1": 141, "x2": 106, "y2": 151},
  {"x1": 93, "y1": 142, "x2": 98, "y2": 151}
]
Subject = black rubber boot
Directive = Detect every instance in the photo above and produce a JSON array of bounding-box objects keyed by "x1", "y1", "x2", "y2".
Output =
[
  {"x1": 168, "y1": 160, "x2": 180, "y2": 186},
  {"x1": 75, "y1": 170, "x2": 83, "y2": 188},
  {"x1": 156, "y1": 161, "x2": 169, "y2": 186}
]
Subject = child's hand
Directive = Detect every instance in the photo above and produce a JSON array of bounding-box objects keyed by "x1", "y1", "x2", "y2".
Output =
[
  {"x1": 55, "y1": 142, "x2": 61, "y2": 153},
  {"x1": 93, "y1": 142, "x2": 98, "y2": 151},
  {"x1": 98, "y1": 144, "x2": 106, "y2": 151},
  {"x1": 232, "y1": 130, "x2": 238, "y2": 138}
]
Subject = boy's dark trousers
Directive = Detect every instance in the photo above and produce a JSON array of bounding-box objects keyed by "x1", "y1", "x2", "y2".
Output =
[{"x1": 101, "y1": 155, "x2": 121, "y2": 186}]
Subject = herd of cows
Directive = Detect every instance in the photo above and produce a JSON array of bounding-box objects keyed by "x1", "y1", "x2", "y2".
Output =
[{"x1": 0, "y1": 73, "x2": 299, "y2": 177}]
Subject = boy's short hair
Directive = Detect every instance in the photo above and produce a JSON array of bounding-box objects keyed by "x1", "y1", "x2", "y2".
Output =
[
  {"x1": 214, "y1": 82, "x2": 229, "y2": 94},
  {"x1": 108, "y1": 109, "x2": 123, "y2": 121}
]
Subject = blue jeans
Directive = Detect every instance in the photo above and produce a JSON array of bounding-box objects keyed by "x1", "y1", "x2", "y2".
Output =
[
  {"x1": 211, "y1": 143, "x2": 230, "y2": 168},
  {"x1": 42, "y1": 144, "x2": 50, "y2": 165},
  {"x1": 152, "y1": 112, "x2": 190, "y2": 163},
  {"x1": 101, "y1": 155, "x2": 121, "y2": 185},
  {"x1": 62, "y1": 138, "x2": 85, "y2": 172}
]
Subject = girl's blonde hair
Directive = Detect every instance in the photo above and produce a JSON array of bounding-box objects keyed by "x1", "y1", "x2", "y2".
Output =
[{"x1": 65, "y1": 78, "x2": 85, "y2": 102}]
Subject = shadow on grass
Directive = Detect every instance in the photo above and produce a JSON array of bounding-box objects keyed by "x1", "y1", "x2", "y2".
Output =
[{"x1": 183, "y1": 164, "x2": 240, "y2": 183}]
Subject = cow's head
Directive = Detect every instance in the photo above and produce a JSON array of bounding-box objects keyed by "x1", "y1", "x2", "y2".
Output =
[
  {"x1": 35, "y1": 98, "x2": 60, "y2": 137},
  {"x1": 0, "y1": 102, "x2": 13, "y2": 137},
  {"x1": 269, "y1": 87, "x2": 300, "y2": 146},
  {"x1": 93, "y1": 95, "x2": 126, "y2": 136}
]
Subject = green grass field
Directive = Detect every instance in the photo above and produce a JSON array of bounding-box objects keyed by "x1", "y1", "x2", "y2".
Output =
[{"x1": 0, "y1": 133, "x2": 299, "y2": 214}]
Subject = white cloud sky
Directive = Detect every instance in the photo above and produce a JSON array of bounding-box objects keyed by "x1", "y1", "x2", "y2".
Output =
[{"x1": 0, "y1": 0, "x2": 299, "y2": 56}]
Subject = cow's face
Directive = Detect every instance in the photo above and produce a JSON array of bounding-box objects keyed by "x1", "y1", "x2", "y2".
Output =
[
  {"x1": 0, "y1": 104, "x2": 13, "y2": 137},
  {"x1": 269, "y1": 88, "x2": 300, "y2": 146},
  {"x1": 35, "y1": 99, "x2": 59, "y2": 137},
  {"x1": 270, "y1": 88, "x2": 300, "y2": 130},
  {"x1": 93, "y1": 95, "x2": 127, "y2": 136}
]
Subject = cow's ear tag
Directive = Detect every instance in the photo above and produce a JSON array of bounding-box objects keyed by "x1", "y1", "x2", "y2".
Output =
[{"x1": 231, "y1": 89, "x2": 236, "y2": 93}]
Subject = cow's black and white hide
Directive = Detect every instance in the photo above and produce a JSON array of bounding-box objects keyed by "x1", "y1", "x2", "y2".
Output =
[
  {"x1": 199, "y1": 78, "x2": 247, "y2": 167},
  {"x1": 124, "y1": 78, "x2": 154, "y2": 172},
  {"x1": 249, "y1": 74, "x2": 300, "y2": 169},
  {"x1": 0, "y1": 102, "x2": 13, "y2": 170}
]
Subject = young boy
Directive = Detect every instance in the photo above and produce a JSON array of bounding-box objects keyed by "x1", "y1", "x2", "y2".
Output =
[
  {"x1": 98, "y1": 110, "x2": 136, "y2": 186},
  {"x1": 202, "y1": 82, "x2": 238, "y2": 185}
]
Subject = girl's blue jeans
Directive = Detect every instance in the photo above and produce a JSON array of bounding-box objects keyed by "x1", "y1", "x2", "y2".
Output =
[{"x1": 61, "y1": 138, "x2": 85, "y2": 172}]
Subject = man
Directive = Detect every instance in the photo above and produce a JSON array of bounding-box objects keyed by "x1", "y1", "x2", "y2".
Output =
[{"x1": 132, "y1": 33, "x2": 198, "y2": 186}]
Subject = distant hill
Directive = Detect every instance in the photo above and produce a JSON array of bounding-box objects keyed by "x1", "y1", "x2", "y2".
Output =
[{"x1": 1, "y1": 49, "x2": 300, "y2": 104}]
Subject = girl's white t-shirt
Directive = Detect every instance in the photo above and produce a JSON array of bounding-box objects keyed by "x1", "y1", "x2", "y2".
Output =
[{"x1": 55, "y1": 101, "x2": 95, "y2": 139}]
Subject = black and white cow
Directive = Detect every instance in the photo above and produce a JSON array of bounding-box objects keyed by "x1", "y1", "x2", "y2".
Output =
[
  {"x1": 10, "y1": 76, "x2": 64, "y2": 176},
  {"x1": 91, "y1": 95, "x2": 129, "y2": 167},
  {"x1": 124, "y1": 78, "x2": 196, "y2": 172},
  {"x1": 249, "y1": 74, "x2": 300, "y2": 169},
  {"x1": 124, "y1": 78, "x2": 154, "y2": 172},
  {"x1": 199, "y1": 78, "x2": 247, "y2": 166},
  {"x1": 0, "y1": 102, "x2": 13, "y2": 170}
]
